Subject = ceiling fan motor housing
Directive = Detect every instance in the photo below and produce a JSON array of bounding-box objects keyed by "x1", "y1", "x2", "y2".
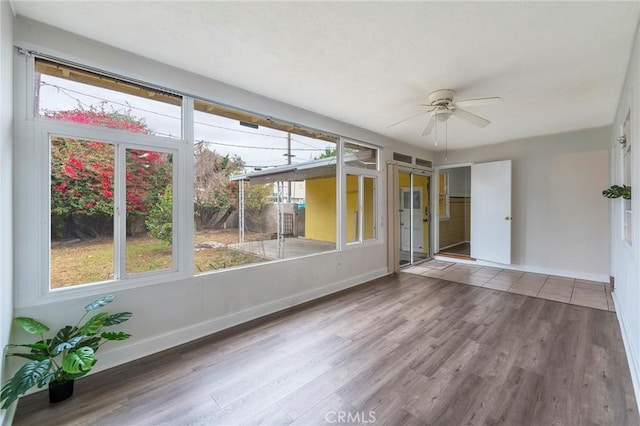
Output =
[{"x1": 428, "y1": 89, "x2": 456, "y2": 107}]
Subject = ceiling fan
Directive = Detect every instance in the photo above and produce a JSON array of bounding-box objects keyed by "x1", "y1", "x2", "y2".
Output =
[{"x1": 388, "y1": 89, "x2": 502, "y2": 136}]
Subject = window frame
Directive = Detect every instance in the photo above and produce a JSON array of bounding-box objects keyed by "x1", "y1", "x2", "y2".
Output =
[
  {"x1": 16, "y1": 52, "x2": 385, "y2": 305},
  {"x1": 39, "y1": 119, "x2": 188, "y2": 300},
  {"x1": 341, "y1": 139, "x2": 382, "y2": 248}
]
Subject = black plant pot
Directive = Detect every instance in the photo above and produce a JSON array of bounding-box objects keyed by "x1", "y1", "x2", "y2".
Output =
[{"x1": 49, "y1": 380, "x2": 74, "y2": 404}]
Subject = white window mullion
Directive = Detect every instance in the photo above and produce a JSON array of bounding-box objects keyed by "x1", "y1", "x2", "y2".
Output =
[
  {"x1": 114, "y1": 144, "x2": 127, "y2": 279},
  {"x1": 180, "y1": 96, "x2": 194, "y2": 275}
]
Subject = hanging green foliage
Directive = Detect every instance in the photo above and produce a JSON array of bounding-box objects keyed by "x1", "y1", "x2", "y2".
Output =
[{"x1": 602, "y1": 185, "x2": 631, "y2": 200}]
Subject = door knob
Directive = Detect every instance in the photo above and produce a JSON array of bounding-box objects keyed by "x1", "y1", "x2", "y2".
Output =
[{"x1": 505, "y1": 216, "x2": 512, "y2": 220}]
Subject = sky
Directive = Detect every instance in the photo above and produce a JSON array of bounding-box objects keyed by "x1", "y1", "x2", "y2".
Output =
[{"x1": 38, "y1": 73, "x2": 334, "y2": 172}]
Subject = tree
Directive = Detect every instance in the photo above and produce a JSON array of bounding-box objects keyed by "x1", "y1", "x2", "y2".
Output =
[
  {"x1": 315, "y1": 147, "x2": 337, "y2": 159},
  {"x1": 48, "y1": 106, "x2": 172, "y2": 239},
  {"x1": 193, "y1": 142, "x2": 244, "y2": 229}
]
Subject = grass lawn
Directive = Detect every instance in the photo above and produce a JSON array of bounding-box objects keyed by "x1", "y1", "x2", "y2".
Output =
[{"x1": 51, "y1": 231, "x2": 266, "y2": 288}]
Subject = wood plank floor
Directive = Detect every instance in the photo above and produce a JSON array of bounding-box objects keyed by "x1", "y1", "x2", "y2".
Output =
[{"x1": 14, "y1": 273, "x2": 639, "y2": 425}]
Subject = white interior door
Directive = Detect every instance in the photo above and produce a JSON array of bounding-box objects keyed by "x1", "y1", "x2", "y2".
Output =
[
  {"x1": 400, "y1": 188, "x2": 423, "y2": 252},
  {"x1": 471, "y1": 160, "x2": 512, "y2": 264}
]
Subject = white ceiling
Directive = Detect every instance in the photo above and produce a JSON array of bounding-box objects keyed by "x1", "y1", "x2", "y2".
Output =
[{"x1": 9, "y1": 1, "x2": 640, "y2": 151}]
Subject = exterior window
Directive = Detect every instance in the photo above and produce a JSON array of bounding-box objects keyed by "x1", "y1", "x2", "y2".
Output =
[
  {"x1": 343, "y1": 140, "x2": 379, "y2": 245},
  {"x1": 35, "y1": 58, "x2": 182, "y2": 139},
  {"x1": 192, "y1": 100, "x2": 338, "y2": 272},
  {"x1": 344, "y1": 141, "x2": 378, "y2": 170},
  {"x1": 125, "y1": 149, "x2": 174, "y2": 274},
  {"x1": 346, "y1": 174, "x2": 377, "y2": 243},
  {"x1": 439, "y1": 172, "x2": 450, "y2": 220},
  {"x1": 363, "y1": 177, "x2": 377, "y2": 240},
  {"x1": 51, "y1": 137, "x2": 115, "y2": 287},
  {"x1": 347, "y1": 174, "x2": 360, "y2": 243},
  {"x1": 41, "y1": 58, "x2": 181, "y2": 290},
  {"x1": 26, "y1": 56, "x2": 383, "y2": 298},
  {"x1": 50, "y1": 136, "x2": 176, "y2": 289}
]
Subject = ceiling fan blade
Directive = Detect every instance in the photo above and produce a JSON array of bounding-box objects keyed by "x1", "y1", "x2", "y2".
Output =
[
  {"x1": 454, "y1": 97, "x2": 502, "y2": 108},
  {"x1": 453, "y1": 108, "x2": 490, "y2": 127},
  {"x1": 421, "y1": 115, "x2": 436, "y2": 136},
  {"x1": 387, "y1": 110, "x2": 430, "y2": 128}
]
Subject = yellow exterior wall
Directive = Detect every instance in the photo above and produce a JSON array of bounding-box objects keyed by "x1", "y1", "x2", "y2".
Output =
[
  {"x1": 398, "y1": 173, "x2": 430, "y2": 254},
  {"x1": 346, "y1": 175, "x2": 358, "y2": 243},
  {"x1": 305, "y1": 175, "x2": 375, "y2": 243},
  {"x1": 363, "y1": 177, "x2": 375, "y2": 240},
  {"x1": 305, "y1": 177, "x2": 336, "y2": 242}
]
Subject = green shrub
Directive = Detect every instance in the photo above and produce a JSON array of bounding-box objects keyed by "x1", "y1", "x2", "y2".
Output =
[{"x1": 145, "y1": 185, "x2": 173, "y2": 243}]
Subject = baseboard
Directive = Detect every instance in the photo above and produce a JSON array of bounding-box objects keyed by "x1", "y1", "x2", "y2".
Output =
[
  {"x1": 91, "y1": 267, "x2": 389, "y2": 376},
  {"x1": 433, "y1": 256, "x2": 609, "y2": 282},
  {"x1": 613, "y1": 290, "x2": 640, "y2": 413},
  {"x1": 0, "y1": 403, "x2": 16, "y2": 426}
]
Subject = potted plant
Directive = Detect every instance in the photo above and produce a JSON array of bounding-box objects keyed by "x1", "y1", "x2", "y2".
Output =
[
  {"x1": 0, "y1": 294, "x2": 132, "y2": 409},
  {"x1": 602, "y1": 184, "x2": 631, "y2": 200}
]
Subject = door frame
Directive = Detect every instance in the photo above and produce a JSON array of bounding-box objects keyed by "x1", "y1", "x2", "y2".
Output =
[
  {"x1": 433, "y1": 162, "x2": 474, "y2": 255},
  {"x1": 393, "y1": 164, "x2": 433, "y2": 270}
]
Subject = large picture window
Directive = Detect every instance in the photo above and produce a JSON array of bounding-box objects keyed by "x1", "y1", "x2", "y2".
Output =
[
  {"x1": 23, "y1": 55, "x2": 382, "y2": 296},
  {"x1": 192, "y1": 100, "x2": 339, "y2": 270},
  {"x1": 38, "y1": 58, "x2": 182, "y2": 290}
]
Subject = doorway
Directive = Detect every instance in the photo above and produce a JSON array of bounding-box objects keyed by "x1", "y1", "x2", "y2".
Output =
[
  {"x1": 437, "y1": 166, "x2": 472, "y2": 258},
  {"x1": 398, "y1": 168, "x2": 431, "y2": 267},
  {"x1": 434, "y1": 160, "x2": 512, "y2": 265}
]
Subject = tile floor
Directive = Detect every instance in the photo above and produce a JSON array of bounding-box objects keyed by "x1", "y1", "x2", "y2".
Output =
[{"x1": 403, "y1": 261, "x2": 614, "y2": 312}]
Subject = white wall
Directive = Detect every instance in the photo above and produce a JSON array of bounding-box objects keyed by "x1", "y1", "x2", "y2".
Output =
[
  {"x1": 436, "y1": 127, "x2": 611, "y2": 281},
  {"x1": 0, "y1": 1, "x2": 14, "y2": 423},
  {"x1": 9, "y1": 17, "x2": 432, "y2": 388},
  {"x1": 611, "y1": 21, "x2": 640, "y2": 409}
]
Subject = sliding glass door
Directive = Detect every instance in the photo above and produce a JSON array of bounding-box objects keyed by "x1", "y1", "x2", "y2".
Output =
[{"x1": 398, "y1": 168, "x2": 431, "y2": 267}]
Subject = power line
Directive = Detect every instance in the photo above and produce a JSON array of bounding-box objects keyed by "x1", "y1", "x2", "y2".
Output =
[
  {"x1": 40, "y1": 81, "x2": 181, "y2": 122},
  {"x1": 40, "y1": 81, "x2": 335, "y2": 147},
  {"x1": 196, "y1": 139, "x2": 324, "y2": 152}
]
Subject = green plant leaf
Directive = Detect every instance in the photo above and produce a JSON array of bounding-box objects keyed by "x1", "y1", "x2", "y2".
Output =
[
  {"x1": 103, "y1": 312, "x2": 132, "y2": 326},
  {"x1": 0, "y1": 359, "x2": 52, "y2": 409},
  {"x1": 78, "y1": 312, "x2": 108, "y2": 336},
  {"x1": 8, "y1": 342, "x2": 49, "y2": 351},
  {"x1": 101, "y1": 331, "x2": 131, "y2": 341},
  {"x1": 52, "y1": 335, "x2": 87, "y2": 356},
  {"x1": 61, "y1": 347, "x2": 96, "y2": 374},
  {"x1": 15, "y1": 317, "x2": 50, "y2": 335},
  {"x1": 84, "y1": 294, "x2": 115, "y2": 312},
  {"x1": 9, "y1": 353, "x2": 48, "y2": 362},
  {"x1": 603, "y1": 184, "x2": 632, "y2": 200},
  {"x1": 49, "y1": 325, "x2": 79, "y2": 350},
  {"x1": 80, "y1": 336, "x2": 101, "y2": 352}
]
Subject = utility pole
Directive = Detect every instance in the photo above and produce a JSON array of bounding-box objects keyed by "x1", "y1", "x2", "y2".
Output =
[{"x1": 283, "y1": 132, "x2": 295, "y2": 203}]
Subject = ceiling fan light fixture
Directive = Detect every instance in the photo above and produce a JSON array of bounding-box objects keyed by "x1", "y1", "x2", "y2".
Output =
[{"x1": 434, "y1": 109, "x2": 454, "y2": 122}]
